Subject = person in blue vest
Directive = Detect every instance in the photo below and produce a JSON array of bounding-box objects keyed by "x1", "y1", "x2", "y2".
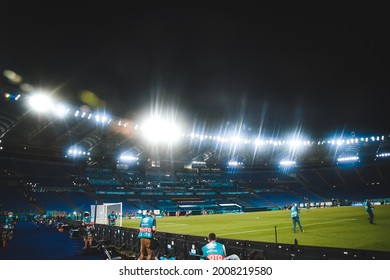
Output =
[
  {"x1": 82, "y1": 211, "x2": 94, "y2": 249},
  {"x1": 290, "y1": 203, "x2": 304, "y2": 233},
  {"x1": 200, "y1": 233, "x2": 240, "y2": 260},
  {"x1": 2, "y1": 211, "x2": 17, "y2": 248},
  {"x1": 107, "y1": 211, "x2": 117, "y2": 226},
  {"x1": 137, "y1": 210, "x2": 156, "y2": 260},
  {"x1": 364, "y1": 199, "x2": 374, "y2": 224}
]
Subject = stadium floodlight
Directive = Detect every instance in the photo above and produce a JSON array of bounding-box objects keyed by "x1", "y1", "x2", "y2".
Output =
[
  {"x1": 27, "y1": 92, "x2": 53, "y2": 112},
  {"x1": 231, "y1": 136, "x2": 242, "y2": 144},
  {"x1": 118, "y1": 120, "x2": 129, "y2": 127},
  {"x1": 376, "y1": 153, "x2": 390, "y2": 158},
  {"x1": 140, "y1": 117, "x2": 183, "y2": 143},
  {"x1": 66, "y1": 146, "x2": 90, "y2": 158},
  {"x1": 337, "y1": 156, "x2": 359, "y2": 163},
  {"x1": 346, "y1": 138, "x2": 359, "y2": 144},
  {"x1": 95, "y1": 114, "x2": 111, "y2": 124},
  {"x1": 119, "y1": 154, "x2": 139, "y2": 163},
  {"x1": 53, "y1": 104, "x2": 70, "y2": 118},
  {"x1": 228, "y1": 160, "x2": 244, "y2": 167},
  {"x1": 254, "y1": 139, "x2": 265, "y2": 146},
  {"x1": 287, "y1": 140, "x2": 304, "y2": 147},
  {"x1": 280, "y1": 160, "x2": 296, "y2": 166}
]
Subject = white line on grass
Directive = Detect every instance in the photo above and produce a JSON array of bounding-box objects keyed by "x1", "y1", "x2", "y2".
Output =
[
  {"x1": 218, "y1": 218, "x2": 357, "y2": 236},
  {"x1": 157, "y1": 223, "x2": 189, "y2": 227}
]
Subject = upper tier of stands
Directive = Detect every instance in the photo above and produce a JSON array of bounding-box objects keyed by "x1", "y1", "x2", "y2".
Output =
[{"x1": 1, "y1": 156, "x2": 390, "y2": 214}]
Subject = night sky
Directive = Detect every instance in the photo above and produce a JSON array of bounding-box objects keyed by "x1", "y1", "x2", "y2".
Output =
[{"x1": 1, "y1": 3, "x2": 389, "y2": 139}]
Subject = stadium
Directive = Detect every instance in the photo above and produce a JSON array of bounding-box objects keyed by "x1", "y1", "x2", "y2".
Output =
[{"x1": 1, "y1": 71, "x2": 390, "y2": 260}]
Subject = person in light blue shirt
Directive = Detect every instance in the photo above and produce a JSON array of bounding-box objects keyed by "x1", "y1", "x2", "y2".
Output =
[
  {"x1": 201, "y1": 233, "x2": 240, "y2": 260},
  {"x1": 290, "y1": 204, "x2": 304, "y2": 233},
  {"x1": 137, "y1": 210, "x2": 156, "y2": 260},
  {"x1": 107, "y1": 211, "x2": 117, "y2": 226},
  {"x1": 364, "y1": 199, "x2": 374, "y2": 224}
]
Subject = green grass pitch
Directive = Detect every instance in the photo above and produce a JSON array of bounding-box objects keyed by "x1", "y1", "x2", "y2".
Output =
[{"x1": 121, "y1": 204, "x2": 390, "y2": 252}]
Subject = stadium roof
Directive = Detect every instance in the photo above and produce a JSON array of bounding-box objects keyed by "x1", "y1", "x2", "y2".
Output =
[{"x1": 0, "y1": 84, "x2": 388, "y2": 169}]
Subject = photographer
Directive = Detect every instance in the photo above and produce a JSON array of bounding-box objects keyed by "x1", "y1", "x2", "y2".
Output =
[
  {"x1": 137, "y1": 210, "x2": 156, "y2": 260},
  {"x1": 81, "y1": 211, "x2": 94, "y2": 249},
  {"x1": 2, "y1": 211, "x2": 17, "y2": 248},
  {"x1": 200, "y1": 233, "x2": 240, "y2": 260}
]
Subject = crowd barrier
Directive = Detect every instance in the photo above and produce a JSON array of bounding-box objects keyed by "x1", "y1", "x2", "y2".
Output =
[{"x1": 66, "y1": 220, "x2": 390, "y2": 260}]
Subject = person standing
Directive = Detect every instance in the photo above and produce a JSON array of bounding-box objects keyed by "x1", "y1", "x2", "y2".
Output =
[
  {"x1": 365, "y1": 199, "x2": 374, "y2": 224},
  {"x1": 107, "y1": 211, "x2": 117, "y2": 226},
  {"x1": 149, "y1": 212, "x2": 159, "y2": 258},
  {"x1": 290, "y1": 203, "x2": 304, "y2": 233},
  {"x1": 2, "y1": 211, "x2": 17, "y2": 248},
  {"x1": 137, "y1": 210, "x2": 156, "y2": 260},
  {"x1": 82, "y1": 211, "x2": 94, "y2": 249}
]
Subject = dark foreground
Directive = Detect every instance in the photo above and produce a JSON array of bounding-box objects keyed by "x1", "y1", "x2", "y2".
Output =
[{"x1": 0, "y1": 221, "x2": 102, "y2": 260}]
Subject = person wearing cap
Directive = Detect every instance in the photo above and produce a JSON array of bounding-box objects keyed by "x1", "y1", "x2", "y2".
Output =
[
  {"x1": 290, "y1": 203, "x2": 304, "y2": 233},
  {"x1": 137, "y1": 210, "x2": 156, "y2": 260},
  {"x1": 82, "y1": 211, "x2": 94, "y2": 249},
  {"x1": 2, "y1": 211, "x2": 17, "y2": 248}
]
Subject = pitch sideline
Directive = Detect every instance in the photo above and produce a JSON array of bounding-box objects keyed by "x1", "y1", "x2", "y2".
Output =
[{"x1": 218, "y1": 218, "x2": 357, "y2": 236}]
